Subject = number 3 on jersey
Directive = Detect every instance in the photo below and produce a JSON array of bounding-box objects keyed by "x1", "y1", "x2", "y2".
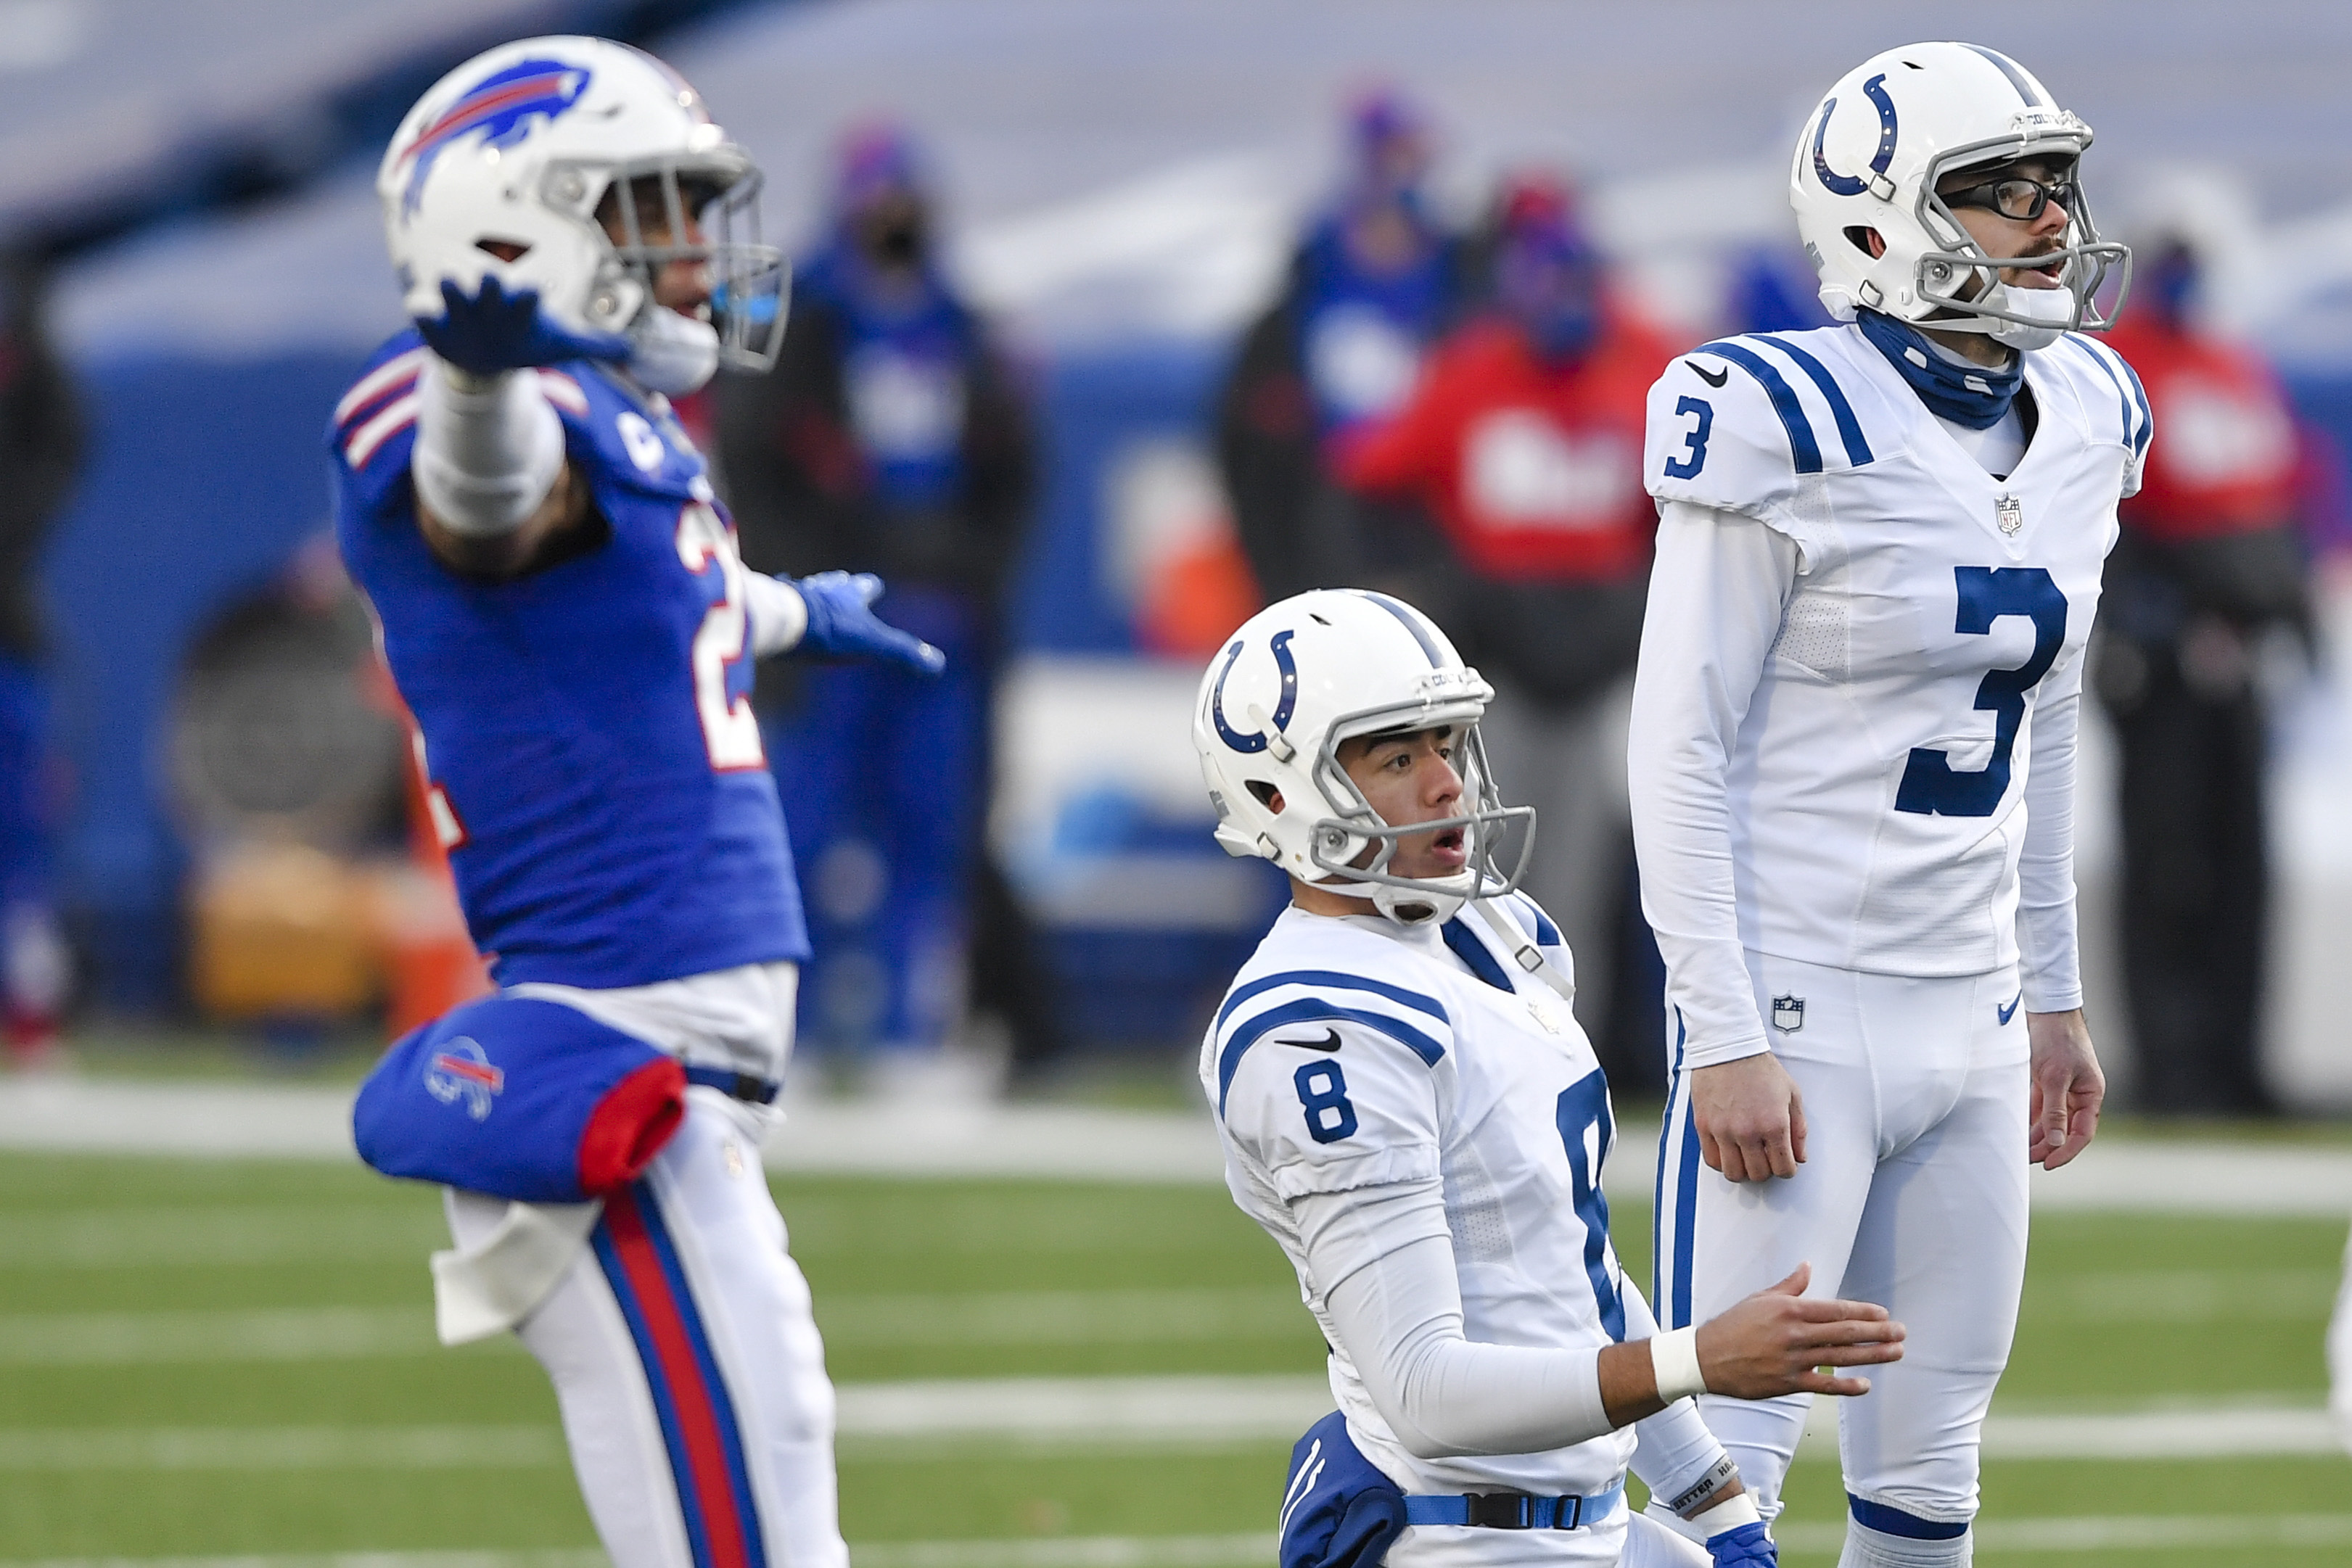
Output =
[
  {"x1": 1896, "y1": 566, "x2": 2067, "y2": 818},
  {"x1": 1662, "y1": 395, "x2": 1713, "y2": 479},
  {"x1": 675, "y1": 501, "x2": 767, "y2": 772}
]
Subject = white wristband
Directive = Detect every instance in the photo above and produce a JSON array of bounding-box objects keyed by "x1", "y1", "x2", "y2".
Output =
[
  {"x1": 1688, "y1": 1490, "x2": 1761, "y2": 1535},
  {"x1": 743, "y1": 573, "x2": 810, "y2": 657},
  {"x1": 1650, "y1": 1326, "x2": 1708, "y2": 1403}
]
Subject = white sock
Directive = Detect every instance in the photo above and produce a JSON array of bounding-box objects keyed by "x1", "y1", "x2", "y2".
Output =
[{"x1": 1838, "y1": 1516, "x2": 1971, "y2": 1568}]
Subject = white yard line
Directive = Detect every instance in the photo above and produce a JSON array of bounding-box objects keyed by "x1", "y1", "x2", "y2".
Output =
[
  {"x1": 0, "y1": 1384, "x2": 2337, "y2": 1464},
  {"x1": 0, "y1": 1292, "x2": 1317, "y2": 1367},
  {"x1": 0, "y1": 1307, "x2": 448, "y2": 1366},
  {"x1": 6, "y1": 1076, "x2": 2352, "y2": 1211},
  {"x1": 0, "y1": 1427, "x2": 564, "y2": 1470}
]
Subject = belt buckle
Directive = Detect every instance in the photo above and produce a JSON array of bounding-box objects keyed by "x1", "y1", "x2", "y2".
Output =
[{"x1": 1464, "y1": 1492, "x2": 1532, "y2": 1530}]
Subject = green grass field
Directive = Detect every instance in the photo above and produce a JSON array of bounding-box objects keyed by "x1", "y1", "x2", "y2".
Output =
[{"x1": 1, "y1": 1147, "x2": 2345, "y2": 1565}]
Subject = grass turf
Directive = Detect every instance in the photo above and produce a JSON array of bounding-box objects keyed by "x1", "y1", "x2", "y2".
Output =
[{"x1": 0, "y1": 1150, "x2": 2343, "y2": 1563}]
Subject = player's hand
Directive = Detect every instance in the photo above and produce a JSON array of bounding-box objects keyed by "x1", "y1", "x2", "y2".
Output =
[
  {"x1": 790, "y1": 571, "x2": 947, "y2": 675},
  {"x1": 1694, "y1": 1263, "x2": 1903, "y2": 1399},
  {"x1": 2027, "y1": 1008, "x2": 2102, "y2": 1171},
  {"x1": 1706, "y1": 1521, "x2": 1778, "y2": 1567},
  {"x1": 1690, "y1": 1051, "x2": 1806, "y2": 1182},
  {"x1": 416, "y1": 276, "x2": 630, "y2": 377}
]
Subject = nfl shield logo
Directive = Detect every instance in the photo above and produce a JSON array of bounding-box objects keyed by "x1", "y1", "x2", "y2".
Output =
[
  {"x1": 1770, "y1": 994, "x2": 1805, "y2": 1033},
  {"x1": 1994, "y1": 492, "x2": 2023, "y2": 536}
]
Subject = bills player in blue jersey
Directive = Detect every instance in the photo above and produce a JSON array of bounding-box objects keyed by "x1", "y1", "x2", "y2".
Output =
[
  {"x1": 1629, "y1": 44, "x2": 2142, "y2": 1568},
  {"x1": 1197, "y1": 590, "x2": 1905, "y2": 1568},
  {"x1": 330, "y1": 38, "x2": 940, "y2": 1568}
]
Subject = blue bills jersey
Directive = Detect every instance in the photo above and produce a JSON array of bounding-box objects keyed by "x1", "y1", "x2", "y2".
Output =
[{"x1": 330, "y1": 331, "x2": 810, "y2": 988}]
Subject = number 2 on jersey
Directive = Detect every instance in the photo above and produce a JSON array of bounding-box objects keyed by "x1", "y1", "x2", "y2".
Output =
[
  {"x1": 1555, "y1": 1069, "x2": 1625, "y2": 1340},
  {"x1": 1895, "y1": 566, "x2": 2066, "y2": 818},
  {"x1": 675, "y1": 501, "x2": 767, "y2": 772}
]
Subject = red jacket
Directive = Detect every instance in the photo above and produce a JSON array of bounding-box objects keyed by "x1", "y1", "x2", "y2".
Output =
[
  {"x1": 2102, "y1": 315, "x2": 2299, "y2": 544},
  {"x1": 1334, "y1": 310, "x2": 1673, "y2": 582}
]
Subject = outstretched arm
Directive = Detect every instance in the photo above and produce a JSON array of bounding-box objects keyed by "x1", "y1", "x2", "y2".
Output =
[
  {"x1": 1297, "y1": 1181, "x2": 1901, "y2": 1460},
  {"x1": 409, "y1": 277, "x2": 628, "y2": 578},
  {"x1": 743, "y1": 569, "x2": 945, "y2": 675}
]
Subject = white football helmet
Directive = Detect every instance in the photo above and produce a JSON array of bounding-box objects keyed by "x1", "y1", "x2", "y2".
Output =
[
  {"x1": 379, "y1": 36, "x2": 786, "y2": 389},
  {"x1": 1193, "y1": 589, "x2": 1532, "y2": 925},
  {"x1": 1790, "y1": 41, "x2": 2130, "y2": 349}
]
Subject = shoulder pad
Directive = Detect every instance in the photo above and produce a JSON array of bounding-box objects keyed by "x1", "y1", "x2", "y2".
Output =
[
  {"x1": 2053, "y1": 333, "x2": 2154, "y2": 495},
  {"x1": 1646, "y1": 331, "x2": 1880, "y2": 525},
  {"x1": 1211, "y1": 964, "x2": 1453, "y2": 1119}
]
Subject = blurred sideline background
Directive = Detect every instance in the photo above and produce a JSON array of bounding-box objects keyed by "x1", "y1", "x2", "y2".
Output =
[
  {"x1": 1, "y1": 6, "x2": 2348, "y2": 1567},
  {"x1": 5, "y1": 0, "x2": 2351, "y2": 1105}
]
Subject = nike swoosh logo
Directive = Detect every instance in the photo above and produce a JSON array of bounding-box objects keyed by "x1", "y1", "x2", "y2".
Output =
[
  {"x1": 1997, "y1": 990, "x2": 2023, "y2": 1026},
  {"x1": 1688, "y1": 360, "x2": 1729, "y2": 387},
  {"x1": 1278, "y1": 1029, "x2": 1342, "y2": 1052}
]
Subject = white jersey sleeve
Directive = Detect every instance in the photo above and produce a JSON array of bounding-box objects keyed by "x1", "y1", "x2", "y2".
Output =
[
  {"x1": 1645, "y1": 337, "x2": 1868, "y2": 562},
  {"x1": 1212, "y1": 975, "x2": 1457, "y2": 1204},
  {"x1": 1305, "y1": 1193, "x2": 1611, "y2": 1459},
  {"x1": 1627, "y1": 500, "x2": 1803, "y2": 1067},
  {"x1": 2016, "y1": 636, "x2": 2086, "y2": 1012}
]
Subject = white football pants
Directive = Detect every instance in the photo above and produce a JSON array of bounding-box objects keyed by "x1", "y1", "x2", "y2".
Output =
[
  {"x1": 1652, "y1": 953, "x2": 2029, "y2": 1531},
  {"x1": 448, "y1": 1088, "x2": 844, "y2": 1568}
]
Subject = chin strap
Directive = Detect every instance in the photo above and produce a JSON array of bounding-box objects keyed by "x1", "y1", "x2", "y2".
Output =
[
  {"x1": 1468, "y1": 897, "x2": 1577, "y2": 1007},
  {"x1": 628, "y1": 305, "x2": 721, "y2": 395}
]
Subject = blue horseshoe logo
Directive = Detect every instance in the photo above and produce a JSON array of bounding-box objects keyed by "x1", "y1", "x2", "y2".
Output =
[
  {"x1": 1211, "y1": 630, "x2": 1298, "y2": 754},
  {"x1": 1812, "y1": 72, "x2": 1899, "y2": 197}
]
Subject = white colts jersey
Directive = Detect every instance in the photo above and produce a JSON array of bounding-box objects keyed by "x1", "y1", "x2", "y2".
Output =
[
  {"x1": 1204, "y1": 899, "x2": 1635, "y2": 1499},
  {"x1": 1641, "y1": 325, "x2": 2150, "y2": 977}
]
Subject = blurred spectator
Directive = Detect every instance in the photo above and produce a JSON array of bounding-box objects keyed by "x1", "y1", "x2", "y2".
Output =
[
  {"x1": 172, "y1": 537, "x2": 474, "y2": 1052},
  {"x1": 1332, "y1": 175, "x2": 1674, "y2": 1086},
  {"x1": 715, "y1": 124, "x2": 1050, "y2": 1087},
  {"x1": 1722, "y1": 243, "x2": 1835, "y2": 336},
  {"x1": 0, "y1": 257, "x2": 82, "y2": 1068},
  {"x1": 1215, "y1": 86, "x2": 1466, "y2": 601},
  {"x1": 2097, "y1": 234, "x2": 2314, "y2": 1115}
]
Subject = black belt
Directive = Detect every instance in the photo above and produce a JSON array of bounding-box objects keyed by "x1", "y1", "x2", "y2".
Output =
[{"x1": 683, "y1": 1065, "x2": 781, "y2": 1104}]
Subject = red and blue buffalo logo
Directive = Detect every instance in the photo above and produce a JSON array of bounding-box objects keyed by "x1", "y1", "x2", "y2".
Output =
[
  {"x1": 424, "y1": 1036, "x2": 506, "y2": 1122},
  {"x1": 395, "y1": 58, "x2": 592, "y2": 215}
]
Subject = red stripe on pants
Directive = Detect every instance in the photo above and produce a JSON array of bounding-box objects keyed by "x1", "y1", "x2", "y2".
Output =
[{"x1": 604, "y1": 1185, "x2": 753, "y2": 1568}]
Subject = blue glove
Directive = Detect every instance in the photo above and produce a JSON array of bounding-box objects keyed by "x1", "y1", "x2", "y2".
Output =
[
  {"x1": 415, "y1": 276, "x2": 630, "y2": 376},
  {"x1": 1707, "y1": 1521, "x2": 1777, "y2": 1567},
  {"x1": 791, "y1": 571, "x2": 946, "y2": 675}
]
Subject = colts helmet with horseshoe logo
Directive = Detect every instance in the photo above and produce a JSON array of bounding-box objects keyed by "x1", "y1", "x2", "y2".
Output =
[
  {"x1": 1191, "y1": 588, "x2": 1531, "y2": 925},
  {"x1": 1789, "y1": 41, "x2": 2130, "y2": 350}
]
